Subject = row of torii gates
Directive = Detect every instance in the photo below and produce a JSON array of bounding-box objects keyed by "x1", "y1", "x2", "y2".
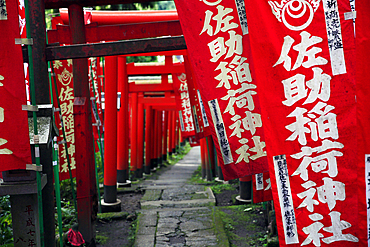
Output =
[{"x1": 23, "y1": 2, "x2": 228, "y2": 246}]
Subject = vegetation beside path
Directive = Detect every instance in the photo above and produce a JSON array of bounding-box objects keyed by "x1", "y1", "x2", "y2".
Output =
[{"x1": 189, "y1": 166, "x2": 279, "y2": 247}]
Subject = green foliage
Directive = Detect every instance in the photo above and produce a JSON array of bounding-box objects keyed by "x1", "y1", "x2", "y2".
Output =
[
  {"x1": 0, "y1": 196, "x2": 12, "y2": 245},
  {"x1": 215, "y1": 205, "x2": 268, "y2": 247},
  {"x1": 95, "y1": 151, "x2": 104, "y2": 184},
  {"x1": 156, "y1": 1, "x2": 176, "y2": 10},
  {"x1": 96, "y1": 235, "x2": 109, "y2": 245},
  {"x1": 210, "y1": 183, "x2": 235, "y2": 195},
  {"x1": 125, "y1": 213, "x2": 139, "y2": 247},
  {"x1": 126, "y1": 56, "x2": 157, "y2": 64},
  {"x1": 55, "y1": 201, "x2": 77, "y2": 233},
  {"x1": 97, "y1": 1, "x2": 176, "y2": 11}
]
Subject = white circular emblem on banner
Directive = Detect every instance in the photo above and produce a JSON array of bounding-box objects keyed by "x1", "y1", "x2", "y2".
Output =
[
  {"x1": 200, "y1": 0, "x2": 222, "y2": 6},
  {"x1": 282, "y1": 0, "x2": 314, "y2": 31},
  {"x1": 268, "y1": 0, "x2": 320, "y2": 31}
]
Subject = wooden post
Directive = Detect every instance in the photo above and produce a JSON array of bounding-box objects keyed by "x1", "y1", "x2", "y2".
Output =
[
  {"x1": 157, "y1": 110, "x2": 163, "y2": 167},
  {"x1": 69, "y1": 4, "x2": 97, "y2": 242},
  {"x1": 168, "y1": 111, "x2": 174, "y2": 155},
  {"x1": 200, "y1": 138, "x2": 207, "y2": 179},
  {"x1": 136, "y1": 94, "x2": 145, "y2": 178},
  {"x1": 130, "y1": 92, "x2": 138, "y2": 178},
  {"x1": 144, "y1": 105, "x2": 153, "y2": 174},
  {"x1": 102, "y1": 56, "x2": 120, "y2": 211},
  {"x1": 153, "y1": 109, "x2": 158, "y2": 169},
  {"x1": 117, "y1": 56, "x2": 129, "y2": 184},
  {"x1": 162, "y1": 110, "x2": 169, "y2": 161}
]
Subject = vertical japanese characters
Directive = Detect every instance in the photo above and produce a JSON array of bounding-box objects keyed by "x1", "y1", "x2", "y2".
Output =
[
  {"x1": 53, "y1": 60, "x2": 76, "y2": 180},
  {"x1": 274, "y1": 25, "x2": 358, "y2": 247},
  {"x1": 244, "y1": 0, "x2": 359, "y2": 245},
  {"x1": 175, "y1": 0, "x2": 269, "y2": 180},
  {"x1": 201, "y1": 0, "x2": 268, "y2": 167},
  {"x1": 173, "y1": 73, "x2": 195, "y2": 136}
]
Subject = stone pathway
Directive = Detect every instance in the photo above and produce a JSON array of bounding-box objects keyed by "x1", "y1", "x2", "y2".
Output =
[{"x1": 134, "y1": 146, "x2": 228, "y2": 247}]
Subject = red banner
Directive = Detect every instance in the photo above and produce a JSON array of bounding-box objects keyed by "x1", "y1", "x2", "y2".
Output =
[
  {"x1": 17, "y1": 0, "x2": 30, "y2": 105},
  {"x1": 252, "y1": 172, "x2": 273, "y2": 203},
  {"x1": 52, "y1": 60, "x2": 76, "y2": 181},
  {"x1": 172, "y1": 72, "x2": 196, "y2": 138},
  {"x1": 356, "y1": 0, "x2": 370, "y2": 245},
  {"x1": 175, "y1": 0, "x2": 269, "y2": 180},
  {"x1": 184, "y1": 55, "x2": 212, "y2": 140},
  {"x1": 0, "y1": 0, "x2": 32, "y2": 172},
  {"x1": 244, "y1": 0, "x2": 360, "y2": 246},
  {"x1": 88, "y1": 57, "x2": 103, "y2": 151}
]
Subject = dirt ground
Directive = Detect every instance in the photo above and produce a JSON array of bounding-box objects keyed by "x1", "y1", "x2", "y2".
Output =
[{"x1": 95, "y1": 191, "x2": 143, "y2": 247}]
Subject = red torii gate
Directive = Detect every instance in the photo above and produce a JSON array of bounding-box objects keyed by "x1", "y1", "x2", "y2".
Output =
[
  {"x1": 45, "y1": 8, "x2": 186, "y2": 244},
  {"x1": 44, "y1": 6, "x2": 215, "y2": 244}
]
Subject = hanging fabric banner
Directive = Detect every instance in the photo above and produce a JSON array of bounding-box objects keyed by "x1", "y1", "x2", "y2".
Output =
[
  {"x1": 252, "y1": 172, "x2": 273, "y2": 203},
  {"x1": 355, "y1": 0, "x2": 370, "y2": 245},
  {"x1": 174, "y1": 0, "x2": 269, "y2": 180},
  {"x1": 52, "y1": 59, "x2": 76, "y2": 181},
  {"x1": 17, "y1": 0, "x2": 30, "y2": 105},
  {"x1": 172, "y1": 72, "x2": 195, "y2": 138},
  {"x1": 0, "y1": 0, "x2": 32, "y2": 172},
  {"x1": 244, "y1": 0, "x2": 360, "y2": 246},
  {"x1": 184, "y1": 55, "x2": 212, "y2": 140},
  {"x1": 88, "y1": 57, "x2": 103, "y2": 151}
]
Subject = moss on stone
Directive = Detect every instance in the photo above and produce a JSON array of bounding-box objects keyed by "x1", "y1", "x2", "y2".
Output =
[{"x1": 97, "y1": 211, "x2": 129, "y2": 221}]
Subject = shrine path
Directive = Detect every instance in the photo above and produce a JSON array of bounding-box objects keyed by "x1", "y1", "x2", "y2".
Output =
[{"x1": 134, "y1": 146, "x2": 228, "y2": 247}]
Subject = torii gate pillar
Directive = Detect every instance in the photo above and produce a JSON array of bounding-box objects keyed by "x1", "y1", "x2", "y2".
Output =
[{"x1": 69, "y1": 4, "x2": 97, "y2": 243}]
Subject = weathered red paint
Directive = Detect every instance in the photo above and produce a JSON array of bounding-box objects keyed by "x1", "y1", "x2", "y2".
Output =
[{"x1": 69, "y1": 4, "x2": 97, "y2": 243}]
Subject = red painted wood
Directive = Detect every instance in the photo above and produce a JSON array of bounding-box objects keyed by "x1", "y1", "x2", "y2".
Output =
[
  {"x1": 104, "y1": 56, "x2": 118, "y2": 186},
  {"x1": 117, "y1": 56, "x2": 129, "y2": 174},
  {"x1": 130, "y1": 92, "x2": 138, "y2": 173},
  {"x1": 163, "y1": 111, "x2": 169, "y2": 157},
  {"x1": 175, "y1": 114, "x2": 179, "y2": 150},
  {"x1": 157, "y1": 111, "x2": 163, "y2": 162},
  {"x1": 129, "y1": 83, "x2": 174, "y2": 93},
  {"x1": 200, "y1": 138, "x2": 206, "y2": 174},
  {"x1": 153, "y1": 109, "x2": 159, "y2": 164},
  {"x1": 168, "y1": 111, "x2": 174, "y2": 153},
  {"x1": 138, "y1": 97, "x2": 175, "y2": 105},
  {"x1": 171, "y1": 110, "x2": 176, "y2": 152},
  {"x1": 48, "y1": 21, "x2": 183, "y2": 44},
  {"x1": 145, "y1": 105, "x2": 153, "y2": 171},
  {"x1": 127, "y1": 62, "x2": 184, "y2": 75},
  {"x1": 137, "y1": 96, "x2": 145, "y2": 172},
  {"x1": 69, "y1": 4, "x2": 97, "y2": 242},
  {"x1": 60, "y1": 9, "x2": 178, "y2": 25}
]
